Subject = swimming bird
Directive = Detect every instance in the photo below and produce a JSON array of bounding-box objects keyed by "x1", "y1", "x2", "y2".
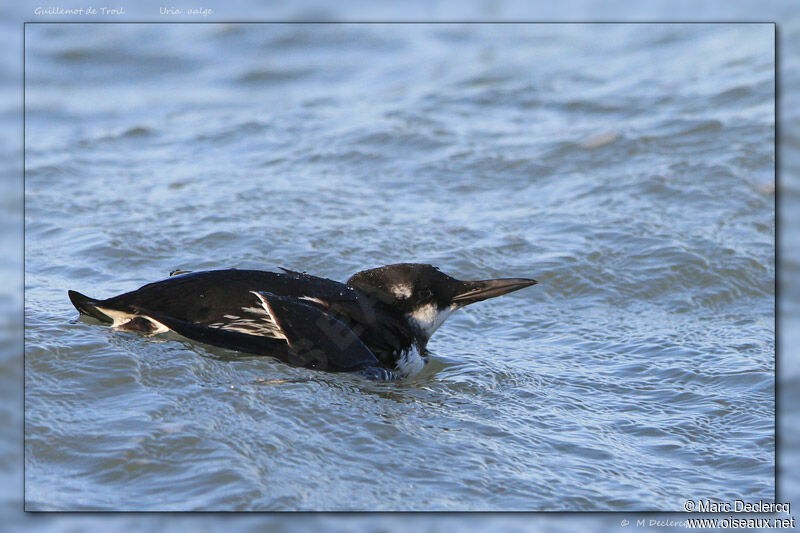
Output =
[{"x1": 68, "y1": 264, "x2": 537, "y2": 380}]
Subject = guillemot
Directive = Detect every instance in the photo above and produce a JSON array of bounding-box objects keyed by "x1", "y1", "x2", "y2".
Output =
[{"x1": 68, "y1": 263, "x2": 537, "y2": 380}]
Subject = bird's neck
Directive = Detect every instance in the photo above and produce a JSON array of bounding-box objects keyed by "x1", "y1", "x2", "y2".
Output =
[{"x1": 405, "y1": 303, "x2": 456, "y2": 347}]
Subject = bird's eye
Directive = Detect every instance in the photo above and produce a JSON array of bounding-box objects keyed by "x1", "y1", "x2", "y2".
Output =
[{"x1": 420, "y1": 288, "x2": 433, "y2": 299}]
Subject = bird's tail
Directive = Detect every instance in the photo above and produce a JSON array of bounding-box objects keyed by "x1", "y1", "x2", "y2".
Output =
[{"x1": 68, "y1": 290, "x2": 113, "y2": 323}]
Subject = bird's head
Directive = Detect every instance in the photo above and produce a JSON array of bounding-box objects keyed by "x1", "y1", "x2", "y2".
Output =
[{"x1": 346, "y1": 263, "x2": 537, "y2": 343}]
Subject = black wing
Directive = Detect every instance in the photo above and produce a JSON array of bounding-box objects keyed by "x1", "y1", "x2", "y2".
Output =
[
  {"x1": 252, "y1": 292, "x2": 380, "y2": 371},
  {"x1": 137, "y1": 292, "x2": 379, "y2": 372}
]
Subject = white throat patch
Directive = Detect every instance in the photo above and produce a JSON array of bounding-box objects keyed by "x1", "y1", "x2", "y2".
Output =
[{"x1": 407, "y1": 303, "x2": 456, "y2": 340}]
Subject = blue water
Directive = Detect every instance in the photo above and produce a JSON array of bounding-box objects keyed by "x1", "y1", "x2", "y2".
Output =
[{"x1": 20, "y1": 19, "x2": 775, "y2": 516}]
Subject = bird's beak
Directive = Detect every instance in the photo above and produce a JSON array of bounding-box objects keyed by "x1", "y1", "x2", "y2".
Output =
[{"x1": 451, "y1": 278, "x2": 537, "y2": 306}]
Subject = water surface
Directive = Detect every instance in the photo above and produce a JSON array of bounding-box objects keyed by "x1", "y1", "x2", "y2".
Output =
[{"x1": 24, "y1": 23, "x2": 774, "y2": 511}]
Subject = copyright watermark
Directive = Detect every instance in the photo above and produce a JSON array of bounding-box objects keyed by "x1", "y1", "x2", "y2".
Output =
[
  {"x1": 619, "y1": 519, "x2": 688, "y2": 528},
  {"x1": 684, "y1": 499, "x2": 791, "y2": 514},
  {"x1": 618, "y1": 500, "x2": 795, "y2": 529}
]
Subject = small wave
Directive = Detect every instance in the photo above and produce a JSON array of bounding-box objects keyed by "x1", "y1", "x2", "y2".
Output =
[
  {"x1": 457, "y1": 71, "x2": 516, "y2": 89},
  {"x1": 579, "y1": 131, "x2": 620, "y2": 149},
  {"x1": 639, "y1": 118, "x2": 723, "y2": 142},
  {"x1": 26, "y1": 162, "x2": 82, "y2": 179},
  {"x1": 349, "y1": 130, "x2": 449, "y2": 152},
  {"x1": 83, "y1": 125, "x2": 157, "y2": 145},
  {"x1": 194, "y1": 120, "x2": 270, "y2": 143},
  {"x1": 120, "y1": 126, "x2": 152, "y2": 137},
  {"x1": 554, "y1": 99, "x2": 627, "y2": 114},
  {"x1": 235, "y1": 67, "x2": 314, "y2": 85}
]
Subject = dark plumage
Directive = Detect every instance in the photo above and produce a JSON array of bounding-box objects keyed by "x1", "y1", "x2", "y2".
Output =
[{"x1": 68, "y1": 264, "x2": 537, "y2": 379}]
